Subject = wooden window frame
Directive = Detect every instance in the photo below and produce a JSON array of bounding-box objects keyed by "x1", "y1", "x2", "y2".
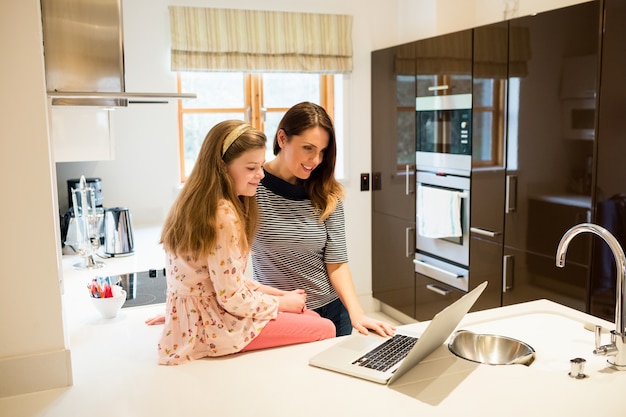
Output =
[{"x1": 176, "y1": 73, "x2": 335, "y2": 182}]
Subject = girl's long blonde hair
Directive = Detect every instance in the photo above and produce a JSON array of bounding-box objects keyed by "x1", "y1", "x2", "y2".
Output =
[{"x1": 160, "y1": 120, "x2": 266, "y2": 259}]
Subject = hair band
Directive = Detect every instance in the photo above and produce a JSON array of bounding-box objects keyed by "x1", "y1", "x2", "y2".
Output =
[{"x1": 222, "y1": 124, "x2": 252, "y2": 156}]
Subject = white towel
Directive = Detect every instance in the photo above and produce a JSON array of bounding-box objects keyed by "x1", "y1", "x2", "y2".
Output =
[{"x1": 417, "y1": 184, "x2": 462, "y2": 238}]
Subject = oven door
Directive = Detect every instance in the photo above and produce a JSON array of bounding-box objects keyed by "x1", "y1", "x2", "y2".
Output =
[{"x1": 415, "y1": 171, "x2": 470, "y2": 267}]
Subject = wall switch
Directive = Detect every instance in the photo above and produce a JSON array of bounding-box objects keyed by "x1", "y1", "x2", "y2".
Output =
[
  {"x1": 360, "y1": 173, "x2": 370, "y2": 191},
  {"x1": 372, "y1": 172, "x2": 381, "y2": 190}
]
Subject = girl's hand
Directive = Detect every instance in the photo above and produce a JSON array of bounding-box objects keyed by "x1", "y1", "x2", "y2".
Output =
[{"x1": 278, "y1": 289, "x2": 307, "y2": 313}]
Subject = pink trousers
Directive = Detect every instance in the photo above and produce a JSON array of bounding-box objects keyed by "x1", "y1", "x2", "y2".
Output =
[{"x1": 241, "y1": 310, "x2": 336, "y2": 352}]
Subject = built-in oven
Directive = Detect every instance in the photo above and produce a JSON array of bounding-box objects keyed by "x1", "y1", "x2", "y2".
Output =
[
  {"x1": 414, "y1": 170, "x2": 470, "y2": 293},
  {"x1": 416, "y1": 93, "x2": 472, "y2": 176}
]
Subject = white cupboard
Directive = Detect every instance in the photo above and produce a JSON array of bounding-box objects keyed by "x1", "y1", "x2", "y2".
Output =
[{"x1": 50, "y1": 106, "x2": 115, "y2": 162}]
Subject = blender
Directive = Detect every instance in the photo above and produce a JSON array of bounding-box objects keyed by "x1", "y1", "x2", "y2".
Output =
[{"x1": 65, "y1": 176, "x2": 104, "y2": 269}]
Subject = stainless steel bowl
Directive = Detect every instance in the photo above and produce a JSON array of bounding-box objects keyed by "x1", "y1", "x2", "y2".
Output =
[{"x1": 448, "y1": 330, "x2": 536, "y2": 366}]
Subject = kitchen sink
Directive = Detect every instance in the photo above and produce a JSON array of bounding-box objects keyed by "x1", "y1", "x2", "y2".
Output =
[
  {"x1": 448, "y1": 330, "x2": 536, "y2": 366},
  {"x1": 387, "y1": 300, "x2": 618, "y2": 406}
]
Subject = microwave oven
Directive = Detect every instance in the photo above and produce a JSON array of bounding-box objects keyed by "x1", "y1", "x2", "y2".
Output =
[
  {"x1": 416, "y1": 93, "x2": 472, "y2": 175},
  {"x1": 561, "y1": 98, "x2": 595, "y2": 140}
]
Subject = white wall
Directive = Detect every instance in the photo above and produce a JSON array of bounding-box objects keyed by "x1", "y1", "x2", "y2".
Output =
[
  {"x1": 396, "y1": 0, "x2": 592, "y2": 42},
  {"x1": 0, "y1": 0, "x2": 71, "y2": 397},
  {"x1": 2, "y1": 0, "x2": 591, "y2": 398}
]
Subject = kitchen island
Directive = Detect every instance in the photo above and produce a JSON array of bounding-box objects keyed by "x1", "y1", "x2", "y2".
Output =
[{"x1": 1, "y1": 227, "x2": 624, "y2": 417}]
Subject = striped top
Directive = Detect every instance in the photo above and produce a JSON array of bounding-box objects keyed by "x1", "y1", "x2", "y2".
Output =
[{"x1": 251, "y1": 171, "x2": 348, "y2": 309}]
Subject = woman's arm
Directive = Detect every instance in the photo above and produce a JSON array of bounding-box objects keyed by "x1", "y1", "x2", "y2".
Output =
[
  {"x1": 327, "y1": 262, "x2": 395, "y2": 337},
  {"x1": 245, "y1": 280, "x2": 307, "y2": 312},
  {"x1": 245, "y1": 280, "x2": 285, "y2": 296}
]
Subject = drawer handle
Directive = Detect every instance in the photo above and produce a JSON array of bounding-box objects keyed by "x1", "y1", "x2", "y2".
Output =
[
  {"x1": 426, "y1": 284, "x2": 451, "y2": 296},
  {"x1": 470, "y1": 227, "x2": 501, "y2": 237}
]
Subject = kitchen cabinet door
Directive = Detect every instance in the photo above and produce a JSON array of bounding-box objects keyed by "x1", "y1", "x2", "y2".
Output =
[
  {"x1": 591, "y1": 0, "x2": 626, "y2": 321},
  {"x1": 469, "y1": 168, "x2": 506, "y2": 311},
  {"x1": 414, "y1": 30, "x2": 472, "y2": 97},
  {"x1": 371, "y1": 45, "x2": 417, "y2": 316},
  {"x1": 50, "y1": 106, "x2": 115, "y2": 162},
  {"x1": 414, "y1": 273, "x2": 464, "y2": 321},
  {"x1": 372, "y1": 212, "x2": 415, "y2": 318},
  {"x1": 469, "y1": 21, "x2": 508, "y2": 309},
  {"x1": 371, "y1": 46, "x2": 416, "y2": 220},
  {"x1": 469, "y1": 236, "x2": 503, "y2": 310},
  {"x1": 501, "y1": 1, "x2": 599, "y2": 310},
  {"x1": 501, "y1": 246, "x2": 587, "y2": 311}
]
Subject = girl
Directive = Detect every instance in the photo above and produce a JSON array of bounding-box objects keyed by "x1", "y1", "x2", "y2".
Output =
[{"x1": 154, "y1": 120, "x2": 335, "y2": 365}]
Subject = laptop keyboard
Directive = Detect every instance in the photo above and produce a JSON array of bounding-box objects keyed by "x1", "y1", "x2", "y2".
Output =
[{"x1": 352, "y1": 334, "x2": 419, "y2": 372}]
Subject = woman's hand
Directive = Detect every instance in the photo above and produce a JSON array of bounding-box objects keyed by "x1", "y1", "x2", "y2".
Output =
[
  {"x1": 278, "y1": 289, "x2": 307, "y2": 313},
  {"x1": 145, "y1": 314, "x2": 165, "y2": 325},
  {"x1": 351, "y1": 313, "x2": 396, "y2": 337}
]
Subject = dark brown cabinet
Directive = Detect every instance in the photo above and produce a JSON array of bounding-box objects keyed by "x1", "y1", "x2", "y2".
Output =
[
  {"x1": 372, "y1": 212, "x2": 415, "y2": 318},
  {"x1": 413, "y1": 30, "x2": 472, "y2": 97},
  {"x1": 469, "y1": 21, "x2": 509, "y2": 311},
  {"x1": 500, "y1": 1, "x2": 599, "y2": 310},
  {"x1": 414, "y1": 273, "x2": 463, "y2": 320},
  {"x1": 591, "y1": 0, "x2": 626, "y2": 321},
  {"x1": 371, "y1": 45, "x2": 416, "y2": 316},
  {"x1": 471, "y1": 3, "x2": 600, "y2": 313},
  {"x1": 373, "y1": 0, "x2": 626, "y2": 322}
]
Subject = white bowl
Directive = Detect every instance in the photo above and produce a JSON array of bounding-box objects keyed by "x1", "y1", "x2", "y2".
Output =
[{"x1": 90, "y1": 290, "x2": 126, "y2": 319}]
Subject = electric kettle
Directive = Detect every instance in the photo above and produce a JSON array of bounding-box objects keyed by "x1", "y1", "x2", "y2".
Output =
[{"x1": 104, "y1": 207, "x2": 134, "y2": 256}]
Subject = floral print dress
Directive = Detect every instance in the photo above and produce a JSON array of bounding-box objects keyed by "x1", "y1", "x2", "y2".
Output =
[{"x1": 157, "y1": 199, "x2": 279, "y2": 365}]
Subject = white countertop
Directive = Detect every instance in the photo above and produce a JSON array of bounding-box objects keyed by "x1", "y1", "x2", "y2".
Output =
[{"x1": 1, "y1": 226, "x2": 625, "y2": 417}]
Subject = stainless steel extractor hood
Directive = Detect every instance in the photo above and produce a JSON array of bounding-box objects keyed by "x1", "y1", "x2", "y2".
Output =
[{"x1": 41, "y1": 0, "x2": 195, "y2": 106}]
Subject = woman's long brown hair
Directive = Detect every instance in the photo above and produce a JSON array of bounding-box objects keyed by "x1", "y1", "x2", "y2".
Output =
[
  {"x1": 161, "y1": 120, "x2": 266, "y2": 259},
  {"x1": 273, "y1": 102, "x2": 344, "y2": 221}
]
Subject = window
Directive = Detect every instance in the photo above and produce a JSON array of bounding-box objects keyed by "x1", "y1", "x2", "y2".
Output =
[{"x1": 176, "y1": 72, "x2": 340, "y2": 181}]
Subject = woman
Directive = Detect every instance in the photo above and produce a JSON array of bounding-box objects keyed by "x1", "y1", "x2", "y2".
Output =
[
  {"x1": 153, "y1": 120, "x2": 335, "y2": 365},
  {"x1": 251, "y1": 102, "x2": 395, "y2": 337}
]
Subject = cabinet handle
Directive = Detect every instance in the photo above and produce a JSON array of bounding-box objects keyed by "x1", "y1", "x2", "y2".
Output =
[
  {"x1": 505, "y1": 175, "x2": 518, "y2": 213},
  {"x1": 502, "y1": 254, "x2": 514, "y2": 292},
  {"x1": 428, "y1": 85, "x2": 449, "y2": 92},
  {"x1": 470, "y1": 227, "x2": 501, "y2": 237},
  {"x1": 405, "y1": 227, "x2": 415, "y2": 258},
  {"x1": 405, "y1": 164, "x2": 414, "y2": 195},
  {"x1": 426, "y1": 284, "x2": 451, "y2": 296}
]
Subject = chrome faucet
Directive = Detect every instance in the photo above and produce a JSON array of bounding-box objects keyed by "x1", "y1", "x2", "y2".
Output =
[{"x1": 556, "y1": 223, "x2": 626, "y2": 370}]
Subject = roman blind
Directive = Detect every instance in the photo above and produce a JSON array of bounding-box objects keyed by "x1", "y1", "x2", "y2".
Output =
[{"x1": 168, "y1": 7, "x2": 353, "y2": 73}]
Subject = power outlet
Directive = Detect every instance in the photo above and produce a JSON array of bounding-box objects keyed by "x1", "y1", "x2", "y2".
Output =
[{"x1": 360, "y1": 173, "x2": 370, "y2": 191}]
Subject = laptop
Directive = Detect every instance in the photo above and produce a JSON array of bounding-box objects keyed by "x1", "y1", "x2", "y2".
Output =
[{"x1": 309, "y1": 281, "x2": 487, "y2": 385}]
